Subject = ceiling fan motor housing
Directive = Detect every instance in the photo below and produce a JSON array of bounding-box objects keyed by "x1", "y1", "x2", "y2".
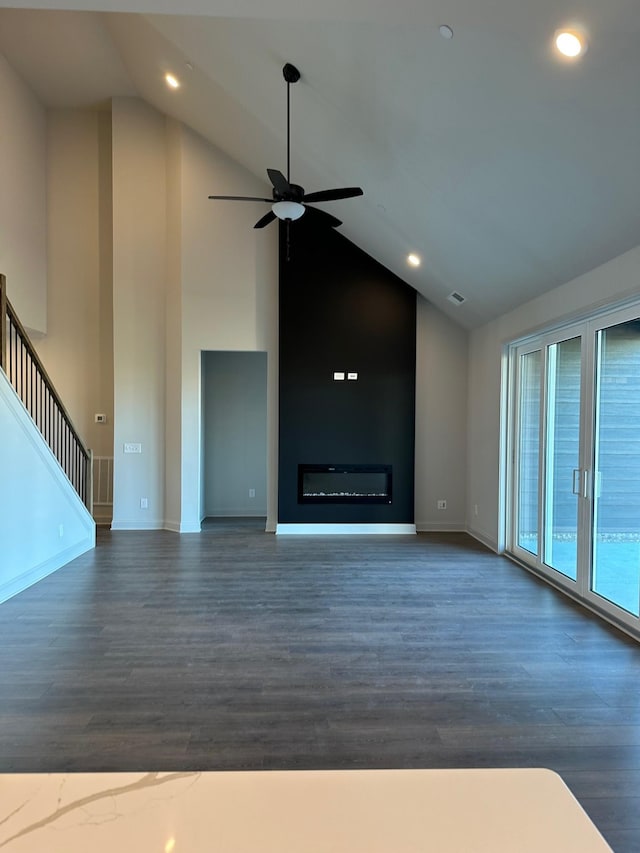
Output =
[{"x1": 274, "y1": 182, "x2": 305, "y2": 202}]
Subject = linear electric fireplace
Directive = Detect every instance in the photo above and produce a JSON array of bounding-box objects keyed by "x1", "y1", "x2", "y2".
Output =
[{"x1": 298, "y1": 464, "x2": 392, "y2": 504}]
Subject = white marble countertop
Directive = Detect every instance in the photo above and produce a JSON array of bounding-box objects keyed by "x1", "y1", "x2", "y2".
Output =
[{"x1": 0, "y1": 768, "x2": 611, "y2": 851}]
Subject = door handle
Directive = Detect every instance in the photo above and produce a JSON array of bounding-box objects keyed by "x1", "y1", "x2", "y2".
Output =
[
  {"x1": 572, "y1": 469, "x2": 581, "y2": 496},
  {"x1": 572, "y1": 469, "x2": 592, "y2": 499},
  {"x1": 594, "y1": 470, "x2": 602, "y2": 499}
]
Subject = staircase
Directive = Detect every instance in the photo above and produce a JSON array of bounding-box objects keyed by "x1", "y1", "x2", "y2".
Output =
[{"x1": 0, "y1": 273, "x2": 93, "y2": 512}]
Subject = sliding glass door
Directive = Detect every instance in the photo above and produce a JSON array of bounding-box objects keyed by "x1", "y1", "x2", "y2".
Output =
[
  {"x1": 509, "y1": 305, "x2": 640, "y2": 634},
  {"x1": 516, "y1": 349, "x2": 541, "y2": 556},
  {"x1": 512, "y1": 329, "x2": 583, "y2": 584},
  {"x1": 590, "y1": 319, "x2": 640, "y2": 617},
  {"x1": 543, "y1": 336, "x2": 582, "y2": 581}
]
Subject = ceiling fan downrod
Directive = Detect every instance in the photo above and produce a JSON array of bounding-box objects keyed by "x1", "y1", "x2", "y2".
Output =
[{"x1": 282, "y1": 63, "x2": 300, "y2": 185}]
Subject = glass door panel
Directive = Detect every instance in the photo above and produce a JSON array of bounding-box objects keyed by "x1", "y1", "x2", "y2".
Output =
[
  {"x1": 591, "y1": 320, "x2": 640, "y2": 616},
  {"x1": 543, "y1": 337, "x2": 581, "y2": 580},
  {"x1": 517, "y1": 350, "x2": 541, "y2": 555},
  {"x1": 509, "y1": 307, "x2": 640, "y2": 637}
]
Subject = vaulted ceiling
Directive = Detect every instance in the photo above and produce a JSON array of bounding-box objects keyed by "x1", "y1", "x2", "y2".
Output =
[{"x1": 1, "y1": 0, "x2": 639, "y2": 327}]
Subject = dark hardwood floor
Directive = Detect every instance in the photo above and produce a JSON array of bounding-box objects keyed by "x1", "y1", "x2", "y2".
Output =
[{"x1": 1, "y1": 525, "x2": 640, "y2": 851}]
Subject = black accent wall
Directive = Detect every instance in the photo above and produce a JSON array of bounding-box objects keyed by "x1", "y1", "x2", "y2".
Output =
[{"x1": 278, "y1": 217, "x2": 416, "y2": 524}]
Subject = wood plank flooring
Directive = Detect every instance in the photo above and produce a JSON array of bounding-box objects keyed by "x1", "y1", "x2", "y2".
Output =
[{"x1": 1, "y1": 524, "x2": 640, "y2": 852}]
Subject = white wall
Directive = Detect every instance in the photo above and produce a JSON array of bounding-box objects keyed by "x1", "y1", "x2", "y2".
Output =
[
  {"x1": 35, "y1": 109, "x2": 114, "y2": 458},
  {"x1": 0, "y1": 55, "x2": 98, "y2": 602},
  {"x1": 109, "y1": 106, "x2": 278, "y2": 532},
  {"x1": 164, "y1": 118, "x2": 183, "y2": 531},
  {"x1": 178, "y1": 125, "x2": 278, "y2": 532},
  {"x1": 111, "y1": 98, "x2": 168, "y2": 529},
  {"x1": 0, "y1": 51, "x2": 47, "y2": 333},
  {"x1": 414, "y1": 295, "x2": 468, "y2": 531},
  {"x1": 0, "y1": 371, "x2": 95, "y2": 603},
  {"x1": 468, "y1": 243, "x2": 640, "y2": 551}
]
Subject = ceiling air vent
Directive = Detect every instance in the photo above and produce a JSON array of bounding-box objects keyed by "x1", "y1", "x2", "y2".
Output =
[{"x1": 447, "y1": 291, "x2": 466, "y2": 305}]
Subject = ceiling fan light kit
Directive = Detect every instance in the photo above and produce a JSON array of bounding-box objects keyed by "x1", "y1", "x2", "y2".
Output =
[
  {"x1": 272, "y1": 200, "x2": 305, "y2": 221},
  {"x1": 208, "y1": 63, "x2": 363, "y2": 229}
]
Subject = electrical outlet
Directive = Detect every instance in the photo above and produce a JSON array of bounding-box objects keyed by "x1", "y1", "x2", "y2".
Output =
[
  {"x1": 437, "y1": 499, "x2": 447, "y2": 510},
  {"x1": 95, "y1": 413, "x2": 107, "y2": 424},
  {"x1": 124, "y1": 443, "x2": 142, "y2": 454},
  {"x1": 140, "y1": 498, "x2": 148, "y2": 509},
  {"x1": 249, "y1": 488, "x2": 256, "y2": 498},
  {"x1": 58, "y1": 524, "x2": 64, "y2": 538}
]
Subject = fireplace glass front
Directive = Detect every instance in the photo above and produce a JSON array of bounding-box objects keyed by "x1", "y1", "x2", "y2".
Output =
[{"x1": 298, "y1": 464, "x2": 392, "y2": 504}]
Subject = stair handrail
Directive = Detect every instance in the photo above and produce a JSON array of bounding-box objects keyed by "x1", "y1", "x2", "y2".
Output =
[{"x1": 0, "y1": 273, "x2": 93, "y2": 512}]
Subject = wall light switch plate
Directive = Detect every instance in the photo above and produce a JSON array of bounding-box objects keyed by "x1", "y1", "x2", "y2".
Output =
[
  {"x1": 124, "y1": 443, "x2": 142, "y2": 454},
  {"x1": 95, "y1": 413, "x2": 107, "y2": 424},
  {"x1": 347, "y1": 372, "x2": 358, "y2": 380},
  {"x1": 333, "y1": 372, "x2": 345, "y2": 381}
]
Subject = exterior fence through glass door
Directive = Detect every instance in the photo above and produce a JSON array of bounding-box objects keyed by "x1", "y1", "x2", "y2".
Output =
[
  {"x1": 543, "y1": 337, "x2": 581, "y2": 581},
  {"x1": 592, "y1": 320, "x2": 640, "y2": 616},
  {"x1": 517, "y1": 350, "x2": 541, "y2": 556}
]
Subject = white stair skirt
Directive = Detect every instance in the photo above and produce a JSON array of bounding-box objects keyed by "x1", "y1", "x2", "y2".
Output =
[{"x1": 276, "y1": 523, "x2": 416, "y2": 535}]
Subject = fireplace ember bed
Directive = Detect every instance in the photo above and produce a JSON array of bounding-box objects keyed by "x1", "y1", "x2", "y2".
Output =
[{"x1": 298, "y1": 464, "x2": 392, "y2": 505}]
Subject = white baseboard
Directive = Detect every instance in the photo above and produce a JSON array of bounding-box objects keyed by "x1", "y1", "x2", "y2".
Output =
[
  {"x1": 415, "y1": 522, "x2": 466, "y2": 533},
  {"x1": 110, "y1": 521, "x2": 166, "y2": 531},
  {"x1": 276, "y1": 523, "x2": 416, "y2": 535},
  {"x1": 111, "y1": 520, "x2": 204, "y2": 533},
  {"x1": 0, "y1": 537, "x2": 95, "y2": 604},
  {"x1": 466, "y1": 527, "x2": 499, "y2": 553},
  {"x1": 205, "y1": 509, "x2": 268, "y2": 518},
  {"x1": 175, "y1": 521, "x2": 202, "y2": 534}
]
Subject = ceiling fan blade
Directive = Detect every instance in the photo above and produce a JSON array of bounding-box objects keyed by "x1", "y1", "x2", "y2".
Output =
[
  {"x1": 302, "y1": 187, "x2": 364, "y2": 203},
  {"x1": 208, "y1": 195, "x2": 272, "y2": 202},
  {"x1": 254, "y1": 210, "x2": 277, "y2": 229},
  {"x1": 267, "y1": 169, "x2": 291, "y2": 195},
  {"x1": 303, "y1": 205, "x2": 342, "y2": 228}
]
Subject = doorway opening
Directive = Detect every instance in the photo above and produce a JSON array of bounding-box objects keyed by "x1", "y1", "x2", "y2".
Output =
[{"x1": 201, "y1": 351, "x2": 268, "y2": 531}]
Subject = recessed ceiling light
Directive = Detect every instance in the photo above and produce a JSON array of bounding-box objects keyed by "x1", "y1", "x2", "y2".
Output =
[
  {"x1": 407, "y1": 253, "x2": 421, "y2": 267},
  {"x1": 554, "y1": 30, "x2": 586, "y2": 58},
  {"x1": 165, "y1": 73, "x2": 180, "y2": 89}
]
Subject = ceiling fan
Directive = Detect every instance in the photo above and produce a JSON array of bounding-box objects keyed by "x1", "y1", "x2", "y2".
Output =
[{"x1": 208, "y1": 63, "x2": 364, "y2": 229}]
